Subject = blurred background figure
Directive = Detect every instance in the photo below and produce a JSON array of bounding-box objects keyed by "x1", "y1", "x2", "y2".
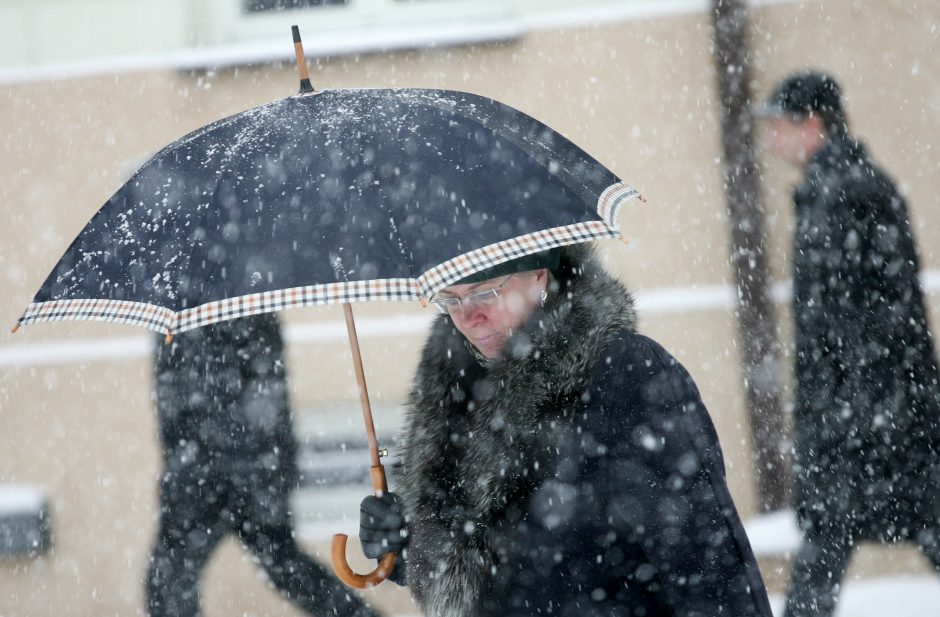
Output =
[
  {"x1": 759, "y1": 70, "x2": 940, "y2": 617},
  {"x1": 148, "y1": 314, "x2": 376, "y2": 617}
]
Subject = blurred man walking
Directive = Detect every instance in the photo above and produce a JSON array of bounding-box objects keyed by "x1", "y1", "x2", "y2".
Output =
[
  {"x1": 760, "y1": 70, "x2": 940, "y2": 617},
  {"x1": 148, "y1": 314, "x2": 375, "y2": 617}
]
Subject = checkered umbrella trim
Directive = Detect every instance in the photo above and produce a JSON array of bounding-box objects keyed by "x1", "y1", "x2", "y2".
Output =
[
  {"x1": 16, "y1": 278, "x2": 420, "y2": 336},
  {"x1": 17, "y1": 298, "x2": 176, "y2": 333},
  {"x1": 172, "y1": 278, "x2": 418, "y2": 333},
  {"x1": 416, "y1": 220, "x2": 620, "y2": 298},
  {"x1": 416, "y1": 181, "x2": 637, "y2": 298},
  {"x1": 16, "y1": 182, "x2": 639, "y2": 335},
  {"x1": 598, "y1": 182, "x2": 639, "y2": 227}
]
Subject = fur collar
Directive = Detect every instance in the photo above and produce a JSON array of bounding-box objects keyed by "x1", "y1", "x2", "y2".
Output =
[{"x1": 398, "y1": 245, "x2": 637, "y2": 617}]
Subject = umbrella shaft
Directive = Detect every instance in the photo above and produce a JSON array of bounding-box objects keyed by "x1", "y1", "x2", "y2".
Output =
[{"x1": 342, "y1": 303, "x2": 380, "y2": 467}]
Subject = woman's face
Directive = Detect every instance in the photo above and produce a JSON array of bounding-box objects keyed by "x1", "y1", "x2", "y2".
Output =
[{"x1": 439, "y1": 269, "x2": 548, "y2": 358}]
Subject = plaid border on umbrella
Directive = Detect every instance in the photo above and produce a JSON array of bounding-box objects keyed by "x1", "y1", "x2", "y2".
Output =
[
  {"x1": 597, "y1": 181, "x2": 639, "y2": 229},
  {"x1": 18, "y1": 298, "x2": 176, "y2": 333},
  {"x1": 416, "y1": 182, "x2": 638, "y2": 298},
  {"x1": 173, "y1": 278, "x2": 417, "y2": 332},
  {"x1": 16, "y1": 278, "x2": 420, "y2": 336},
  {"x1": 417, "y1": 220, "x2": 621, "y2": 299},
  {"x1": 16, "y1": 183, "x2": 640, "y2": 335}
]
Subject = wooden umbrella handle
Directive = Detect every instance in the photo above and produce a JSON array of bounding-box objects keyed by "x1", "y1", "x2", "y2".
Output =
[
  {"x1": 331, "y1": 535, "x2": 398, "y2": 589},
  {"x1": 331, "y1": 463, "x2": 398, "y2": 589},
  {"x1": 331, "y1": 304, "x2": 399, "y2": 588}
]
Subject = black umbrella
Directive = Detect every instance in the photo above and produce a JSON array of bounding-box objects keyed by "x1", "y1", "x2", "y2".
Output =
[
  {"x1": 14, "y1": 27, "x2": 640, "y2": 588},
  {"x1": 17, "y1": 90, "x2": 636, "y2": 333}
]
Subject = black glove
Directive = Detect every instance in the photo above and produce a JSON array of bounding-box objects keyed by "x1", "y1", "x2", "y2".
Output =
[{"x1": 359, "y1": 492, "x2": 408, "y2": 559}]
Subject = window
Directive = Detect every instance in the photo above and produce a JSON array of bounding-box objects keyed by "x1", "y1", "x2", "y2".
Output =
[
  {"x1": 200, "y1": 0, "x2": 516, "y2": 68},
  {"x1": 244, "y1": 0, "x2": 348, "y2": 12}
]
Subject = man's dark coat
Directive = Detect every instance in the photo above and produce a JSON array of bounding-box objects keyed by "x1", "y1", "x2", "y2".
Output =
[
  {"x1": 791, "y1": 135, "x2": 940, "y2": 541},
  {"x1": 153, "y1": 313, "x2": 298, "y2": 523},
  {"x1": 395, "y1": 247, "x2": 773, "y2": 617},
  {"x1": 150, "y1": 315, "x2": 379, "y2": 617}
]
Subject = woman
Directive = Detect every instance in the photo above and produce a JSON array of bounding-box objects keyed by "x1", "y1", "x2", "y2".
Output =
[{"x1": 360, "y1": 244, "x2": 772, "y2": 616}]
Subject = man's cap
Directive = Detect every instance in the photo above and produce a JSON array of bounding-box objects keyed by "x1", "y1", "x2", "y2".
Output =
[
  {"x1": 755, "y1": 70, "x2": 844, "y2": 121},
  {"x1": 453, "y1": 248, "x2": 561, "y2": 285}
]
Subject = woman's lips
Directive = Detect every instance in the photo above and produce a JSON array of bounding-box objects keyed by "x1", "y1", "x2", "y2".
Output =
[{"x1": 473, "y1": 332, "x2": 502, "y2": 352}]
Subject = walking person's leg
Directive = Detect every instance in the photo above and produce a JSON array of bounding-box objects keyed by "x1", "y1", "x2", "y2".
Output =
[
  {"x1": 147, "y1": 458, "x2": 229, "y2": 617},
  {"x1": 782, "y1": 527, "x2": 855, "y2": 617},
  {"x1": 233, "y1": 474, "x2": 379, "y2": 617},
  {"x1": 239, "y1": 521, "x2": 378, "y2": 617}
]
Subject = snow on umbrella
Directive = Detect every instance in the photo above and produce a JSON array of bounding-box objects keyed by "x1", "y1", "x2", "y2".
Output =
[{"x1": 13, "y1": 28, "x2": 641, "y2": 588}]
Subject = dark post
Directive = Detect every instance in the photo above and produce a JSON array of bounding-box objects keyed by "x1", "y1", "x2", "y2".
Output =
[{"x1": 710, "y1": 0, "x2": 790, "y2": 511}]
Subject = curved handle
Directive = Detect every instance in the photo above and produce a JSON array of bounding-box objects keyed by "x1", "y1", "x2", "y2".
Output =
[{"x1": 331, "y1": 533, "x2": 397, "y2": 589}]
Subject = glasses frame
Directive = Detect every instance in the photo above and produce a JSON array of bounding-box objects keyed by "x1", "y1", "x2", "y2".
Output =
[{"x1": 430, "y1": 274, "x2": 515, "y2": 315}]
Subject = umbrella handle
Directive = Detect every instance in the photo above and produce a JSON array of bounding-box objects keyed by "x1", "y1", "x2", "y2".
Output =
[
  {"x1": 334, "y1": 304, "x2": 399, "y2": 587},
  {"x1": 331, "y1": 463, "x2": 398, "y2": 589},
  {"x1": 331, "y1": 535, "x2": 397, "y2": 589}
]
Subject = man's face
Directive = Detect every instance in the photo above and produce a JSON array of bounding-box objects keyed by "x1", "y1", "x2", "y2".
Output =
[
  {"x1": 763, "y1": 114, "x2": 826, "y2": 167},
  {"x1": 438, "y1": 269, "x2": 548, "y2": 359}
]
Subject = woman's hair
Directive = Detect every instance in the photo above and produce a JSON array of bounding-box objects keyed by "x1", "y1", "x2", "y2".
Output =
[
  {"x1": 453, "y1": 247, "x2": 561, "y2": 285},
  {"x1": 548, "y1": 244, "x2": 592, "y2": 295}
]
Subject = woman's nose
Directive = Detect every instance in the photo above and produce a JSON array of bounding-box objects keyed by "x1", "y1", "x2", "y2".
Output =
[{"x1": 455, "y1": 302, "x2": 487, "y2": 326}]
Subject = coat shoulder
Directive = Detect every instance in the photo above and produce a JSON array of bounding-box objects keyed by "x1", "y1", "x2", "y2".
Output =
[
  {"x1": 594, "y1": 331, "x2": 703, "y2": 408},
  {"x1": 587, "y1": 330, "x2": 725, "y2": 471}
]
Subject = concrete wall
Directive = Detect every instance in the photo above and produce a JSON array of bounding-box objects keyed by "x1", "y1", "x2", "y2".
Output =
[{"x1": 1, "y1": 1, "x2": 939, "y2": 614}]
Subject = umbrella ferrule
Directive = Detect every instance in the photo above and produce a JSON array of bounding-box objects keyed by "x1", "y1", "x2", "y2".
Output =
[{"x1": 291, "y1": 25, "x2": 315, "y2": 94}]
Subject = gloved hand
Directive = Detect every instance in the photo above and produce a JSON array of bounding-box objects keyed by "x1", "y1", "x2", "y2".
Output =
[{"x1": 359, "y1": 492, "x2": 408, "y2": 559}]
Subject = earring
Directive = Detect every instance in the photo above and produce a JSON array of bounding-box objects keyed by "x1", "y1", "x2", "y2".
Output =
[{"x1": 540, "y1": 289, "x2": 548, "y2": 306}]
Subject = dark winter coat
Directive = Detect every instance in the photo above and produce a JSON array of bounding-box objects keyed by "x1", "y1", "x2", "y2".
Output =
[
  {"x1": 791, "y1": 135, "x2": 940, "y2": 541},
  {"x1": 153, "y1": 313, "x2": 299, "y2": 494},
  {"x1": 396, "y1": 246, "x2": 772, "y2": 617}
]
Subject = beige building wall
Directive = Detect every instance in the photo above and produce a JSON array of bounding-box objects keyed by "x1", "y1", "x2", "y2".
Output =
[{"x1": 1, "y1": 1, "x2": 939, "y2": 615}]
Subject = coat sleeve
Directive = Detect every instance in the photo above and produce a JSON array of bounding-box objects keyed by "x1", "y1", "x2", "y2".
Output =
[
  {"x1": 586, "y1": 333, "x2": 773, "y2": 617},
  {"x1": 823, "y1": 170, "x2": 928, "y2": 404},
  {"x1": 845, "y1": 176, "x2": 924, "y2": 346}
]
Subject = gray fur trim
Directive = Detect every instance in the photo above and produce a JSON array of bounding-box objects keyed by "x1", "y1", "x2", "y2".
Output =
[{"x1": 397, "y1": 245, "x2": 636, "y2": 616}]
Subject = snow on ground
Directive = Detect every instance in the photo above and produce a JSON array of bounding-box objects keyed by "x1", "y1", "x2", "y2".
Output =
[
  {"x1": 746, "y1": 510, "x2": 940, "y2": 616},
  {"x1": 767, "y1": 577, "x2": 940, "y2": 617},
  {"x1": 744, "y1": 508, "x2": 803, "y2": 557}
]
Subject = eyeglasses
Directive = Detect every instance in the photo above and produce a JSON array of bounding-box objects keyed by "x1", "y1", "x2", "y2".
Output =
[{"x1": 430, "y1": 274, "x2": 514, "y2": 316}]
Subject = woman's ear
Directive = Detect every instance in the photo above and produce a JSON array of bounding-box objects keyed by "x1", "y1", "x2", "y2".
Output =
[{"x1": 535, "y1": 268, "x2": 549, "y2": 289}]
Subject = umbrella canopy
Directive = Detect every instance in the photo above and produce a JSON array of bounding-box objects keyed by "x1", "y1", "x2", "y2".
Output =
[{"x1": 16, "y1": 88, "x2": 637, "y2": 336}]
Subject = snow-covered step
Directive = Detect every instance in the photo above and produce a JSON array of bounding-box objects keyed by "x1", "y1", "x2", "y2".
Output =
[{"x1": 0, "y1": 484, "x2": 52, "y2": 558}]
